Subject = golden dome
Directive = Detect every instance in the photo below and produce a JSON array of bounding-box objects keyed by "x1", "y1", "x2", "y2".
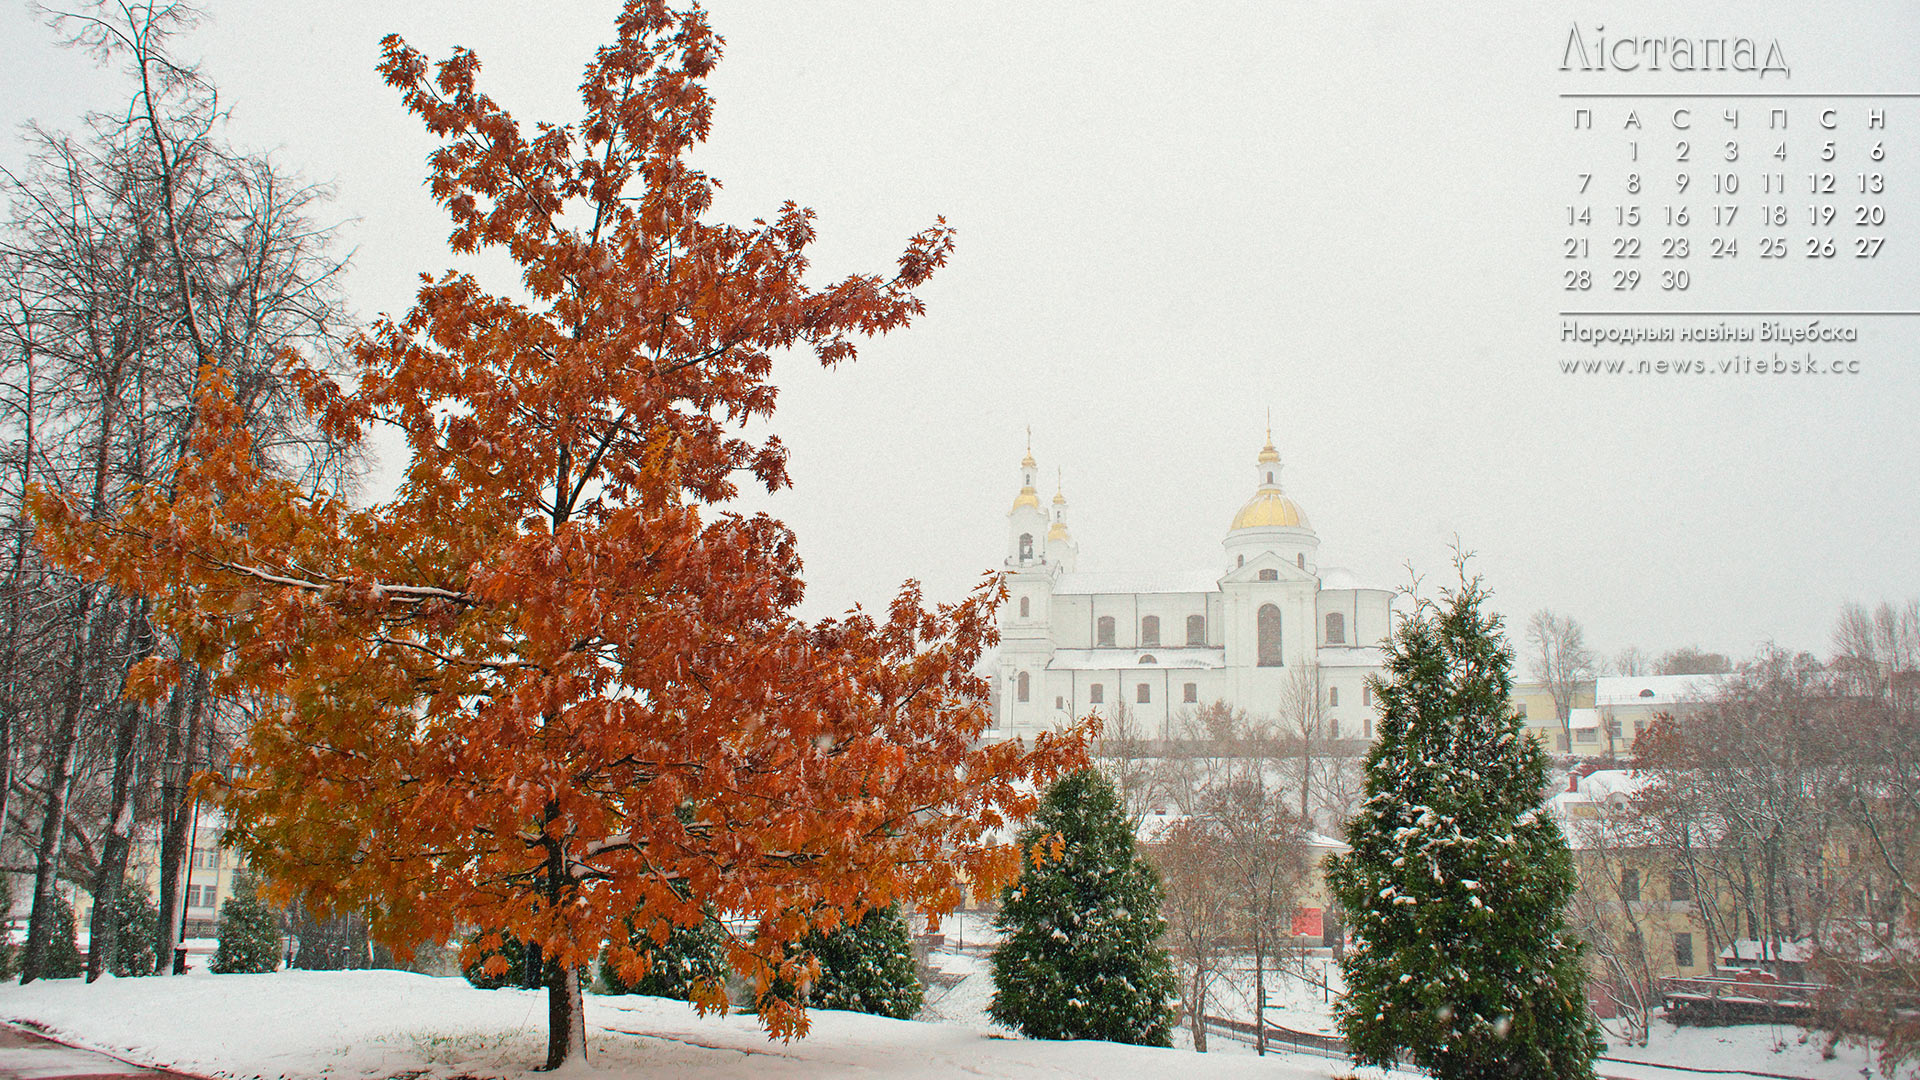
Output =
[
  {"x1": 1230, "y1": 490, "x2": 1309, "y2": 530},
  {"x1": 1011, "y1": 486, "x2": 1041, "y2": 512},
  {"x1": 1048, "y1": 521, "x2": 1070, "y2": 541},
  {"x1": 1052, "y1": 489, "x2": 1066, "y2": 505},
  {"x1": 1257, "y1": 438, "x2": 1281, "y2": 465}
]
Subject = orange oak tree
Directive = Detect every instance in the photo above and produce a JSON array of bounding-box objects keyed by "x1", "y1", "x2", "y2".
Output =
[{"x1": 33, "y1": 2, "x2": 1083, "y2": 1066}]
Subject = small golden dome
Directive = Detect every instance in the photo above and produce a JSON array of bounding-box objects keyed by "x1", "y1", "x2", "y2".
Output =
[
  {"x1": 1048, "y1": 521, "x2": 1070, "y2": 541},
  {"x1": 1257, "y1": 439, "x2": 1281, "y2": 465},
  {"x1": 1052, "y1": 489, "x2": 1066, "y2": 505},
  {"x1": 1230, "y1": 490, "x2": 1309, "y2": 530},
  {"x1": 1021, "y1": 451, "x2": 1036, "y2": 469},
  {"x1": 1011, "y1": 486, "x2": 1041, "y2": 512}
]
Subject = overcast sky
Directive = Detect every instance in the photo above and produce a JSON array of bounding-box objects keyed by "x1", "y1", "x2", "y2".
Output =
[{"x1": 4, "y1": 1, "x2": 1917, "y2": 666}]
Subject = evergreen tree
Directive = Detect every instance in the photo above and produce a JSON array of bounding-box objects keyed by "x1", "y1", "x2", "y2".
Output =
[
  {"x1": 597, "y1": 912, "x2": 728, "y2": 1001},
  {"x1": 212, "y1": 874, "x2": 282, "y2": 973},
  {"x1": 39, "y1": 894, "x2": 83, "y2": 979},
  {"x1": 107, "y1": 883, "x2": 160, "y2": 977},
  {"x1": 1325, "y1": 566, "x2": 1602, "y2": 1079},
  {"x1": 463, "y1": 929, "x2": 531, "y2": 989},
  {"x1": 289, "y1": 906, "x2": 372, "y2": 970},
  {"x1": 806, "y1": 904, "x2": 923, "y2": 1019},
  {"x1": 989, "y1": 768, "x2": 1177, "y2": 1046}
]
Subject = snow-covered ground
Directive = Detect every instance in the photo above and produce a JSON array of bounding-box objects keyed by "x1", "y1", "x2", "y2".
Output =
[
  {"x1": 0, "y1": 968, "x2": 1407, "y2": 1080},
  {"x1": 0, "y1": 925, "x2": 1896, "y2": 1080}
]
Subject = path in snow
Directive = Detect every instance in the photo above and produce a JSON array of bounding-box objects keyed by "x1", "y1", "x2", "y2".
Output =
[{"x1": 0, "y1": 1024, "x2": 200, "y2": 1080}]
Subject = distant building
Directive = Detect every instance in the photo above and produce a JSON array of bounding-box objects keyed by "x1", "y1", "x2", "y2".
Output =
[{"x1": 992, "y1": 434, "x2": 1392, "y2": 740}]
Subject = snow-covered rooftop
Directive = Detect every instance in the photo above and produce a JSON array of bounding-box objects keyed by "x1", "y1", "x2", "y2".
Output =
[
  {"x1": 1048, "y1": 647, "x2": 1224, "y2": 671},
  {"x1": 1317, "y1": 566, "x2": 1388, "y2": 592},
  {"x1": 1595, "y1": 673, "x2": 1729, "y2": 707},
  {"x1": 1052, "y1": 570, "x2": 1220, "y2": 595},
  {"x1": 1569, "y1": 707, "x2": 1602, "y2": 731},
  {"x1": 1315, "y1": 646, "x2": 1386, "y2": 669}
]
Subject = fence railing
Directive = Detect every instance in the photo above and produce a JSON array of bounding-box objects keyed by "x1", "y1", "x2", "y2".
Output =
[{"x1": 1201, "y1": 1013, "x2": 1349, "y2": 1060}]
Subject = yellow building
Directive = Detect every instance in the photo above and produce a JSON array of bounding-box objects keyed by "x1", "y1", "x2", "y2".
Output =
[{"x1": 1509, "y1": 679, "x2": 1596, "y2": 753}]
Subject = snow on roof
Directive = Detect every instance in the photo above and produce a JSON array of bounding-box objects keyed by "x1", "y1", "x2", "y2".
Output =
[
  {"x1": 1721, "y1": 938, "x2": 1815, "y2": 963},
  {"x1": 1316, "y1": 566, "x2": 1388, "y2": 592},
  {"x1": 1316, "y1": 646, "x2": 1386, "y2": 668},
  {"x1": 1048, "y1": 648, "x2": 1225, "y2": 671},
  {"x1": 1569, "y1": 707, "x2": 1601, "y2": 731},
  {"x1": 1595, "y1": 673, "x2": 1729, "y2": 707},
  {"x1": 1052, "y1": 570, "x2": 1221, "y2": 595}
]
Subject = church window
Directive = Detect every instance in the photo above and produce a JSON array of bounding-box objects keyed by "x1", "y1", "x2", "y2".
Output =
[
  {"x1": 1266, "y1": 471, "x2": 1274, "y2": 484},
  {"x1": 1183, "y1": 682, "x2": 1198, "y2": 703},
  {"x1": 1297, "y1": 553, "x2": 1305, "y2": 568},
  {"x1": 1325, "y1": 612, "x2": 1345, "y2": 644},
  {"x1": 1140, "y1": 615, "x2": 1160, "y2": 647},
  {"x1": 1019, "y1": 596, "x2": 1030, "y2": 617},
  {"x1": 1257, "y1": 604, "x2": 1283, "y2": 667},
  {"x1": 1089, "y1": 683, "x2": 1104, "y2": 704},
  {"x1": 1096, "y1": 616, "x2": 1115, "y2": 646},
  {"x1": 1364, "y1": 685, "x2": 1373, "y2": 706},
  {"x1": 1329, "y1": 718, "x2": 1340, "y2": 739},
  {"x1": 1364, "y1": 716, "x2": 1373, "y2": 738},
  {"x1": 1016, "y1": 671, "x2": 1029, "y2": 703},
  {"x1": 1328, "y1": 686, "x2": 1340, "y2": 707},
  {"x1": 1139, "y1": 655, "x2": 1157, "y2": 664},
  {"x1": 1055, "y1": 696, "x2": 1064, "y2": 709},
  {"x1": 1258, "y1": 569, "x2": 1278, "y2": 582},
  {"x1": 1186, "y1": 614, "x2": 1205, "y2": 646},
  {"x1": 1237, "y1": 555, "x2": 1244, "y2": 568},
  {"x1": 1018, "y1": 533, "x2": 1033, "y2": 562},
  {"x1": 1137, "y1": 683, "x2": 1150, "y2": 703}
]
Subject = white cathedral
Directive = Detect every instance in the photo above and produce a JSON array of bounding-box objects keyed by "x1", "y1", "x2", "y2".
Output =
[{"x1": 992, "y1": 434, "x2": 1393, "y2": 741}]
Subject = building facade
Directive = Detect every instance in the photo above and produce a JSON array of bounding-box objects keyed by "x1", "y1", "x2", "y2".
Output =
[{"x1": 992, "y1": 436, "x2": 1393, "y2": 740}]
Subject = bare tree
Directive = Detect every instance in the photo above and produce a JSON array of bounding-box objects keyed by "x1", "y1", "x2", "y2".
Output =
[
  {"x1": 1275, "y1": 665, "x2": 1322, "y2": 828},
  {"x1": 3, "y1": 0, "x2": 356, "y2": 980},
  {"x1": 1208, "y1": 776, "x2": 1308, "y2": 1056},
  {"x1": 1654, "y1": 646, "x2": 1733, "y2": 677},
  {"x1": 1151, "y1": 816, "x2": 1236, "y2": 1051},
  {"x1": 1611, "y1": 645, "x2": 1652, "y2": 677},
  {"x1": 1526, "y1": 609, "x2": 1596, "y2": 754},
  {"x1": 1093, "y1": 702, "x2": 1158, "y2": 826}
]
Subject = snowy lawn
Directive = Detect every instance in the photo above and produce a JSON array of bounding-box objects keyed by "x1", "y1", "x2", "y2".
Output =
[{"x1": 0, "y1": 969, "x2": 1403, "y2": 1080}]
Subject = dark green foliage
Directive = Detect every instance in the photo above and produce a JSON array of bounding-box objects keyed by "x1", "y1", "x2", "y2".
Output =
[
  {"x1": 1325, "y1": 569, "x2": 1603, "y2": 1080},
  {"x1": 597, "y1": 913, "x2": 728, "y2": 1001},
  {"x1": 463, "y1": 929, "x2": 532, "y2": 989},
  {"x1": 806, "y1": 904, "x2": 923, "y2": 1019},
  {"x1": 211, "y1": 874, "x2": 281, "y2": 974},
  {"x1": 290, "y1": 906, "x2": 371, "y2": 970},
  {"x1": 989, "y1": 768, "x2": 1177, "y2": 1046},
  {"x1": 108, "y1": 882, "x2": 160, "y2": 977},
  {"x1": 40, "y1": 894, "x2": 83, "y2": 979},
  {"x1": 463, "y1": 930, "x2": 585, "y2": 991}
]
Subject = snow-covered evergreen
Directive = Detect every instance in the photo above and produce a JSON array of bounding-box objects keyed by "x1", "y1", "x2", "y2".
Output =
[
  {"x1": 598, "y1": 912, "x2": 728, "y2": 1003},
  {"x1": 107, "y1": 882, "x2": 159, "y2": 977},
  {"x1": 805, "y1": 904, "x2": 924, "y2": 1020},
  {"x1": 1325, "y1": 567, "x2": 1602, "y2": 1078},
  {"x1": 989, "y1": 768, "x2": 1177, "y2": 1046},
  {"x1": 211, "y1": 874, "x2": 281, "y2": 974}
]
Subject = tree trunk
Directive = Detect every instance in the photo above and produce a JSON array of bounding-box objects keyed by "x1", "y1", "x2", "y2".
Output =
[
  {"x1": 1254, "y1": 939, "x2": 1266, "y2": 1056},
  {"x1": 546, "y1": 956, "x2": 588, "y2": 1070},
  {"x1": 154, "y1": 665, "x2": 209, "y2": 972},
  {"x1": 1189, "y1": 971, "x2": 1208, "y2": 1051},
  {"x1": 88, "y1": 607, "x2": 156, "y2": 981},
  {"x1": 20, "y1": 583, "x2": 96, "y2": 983}
]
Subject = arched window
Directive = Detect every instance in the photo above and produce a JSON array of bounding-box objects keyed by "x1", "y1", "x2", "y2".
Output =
[
  {"x1": 1016, "y1": 671, "x2": 1029, "y2": 703},
  {"x1": 1019, "y1": 596, "x2": 1030, "y2": 617},
  {"x1": 1018, "y1": 533, "x2": 1033, "y2": 562},
  {"x1": 1328, "y1": 686, "x2": 1340, "y2": 707},
  {"x1": 1325, "y1": 612, "x2": 1346, "y2": 644},
  {"x1": 1140, "y1": 615, "x2": 1160, "y2": 647},
  {"x1": 1257, "y1": 604, "x2": 1283, "y2": 667},
  {"x1": 1236, "y1": 555, "x2": 1244, "y2": 567},
  {"x1": 1297, "y1": 553, "x2": 1305, "y2": 569},
  {"x1": 1364, "y1": 685, "x2": 1373, "y2": 706},
  {"x1": 1139, "y1": 655, "x2": 1157, "y2": 665},
  {"x1": 1096, "y1": 616, "x2": 1115, "y2": 646},
  {"x1": 1186, "y1": 614, "x2": 1206, "y2": 646},
  {"x1": 1266, "y1": 471, "x2": 1274, "y2": 484},
  {"x1": 1258, "y1": 568, "x2": 1278, "y2": 582}
]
